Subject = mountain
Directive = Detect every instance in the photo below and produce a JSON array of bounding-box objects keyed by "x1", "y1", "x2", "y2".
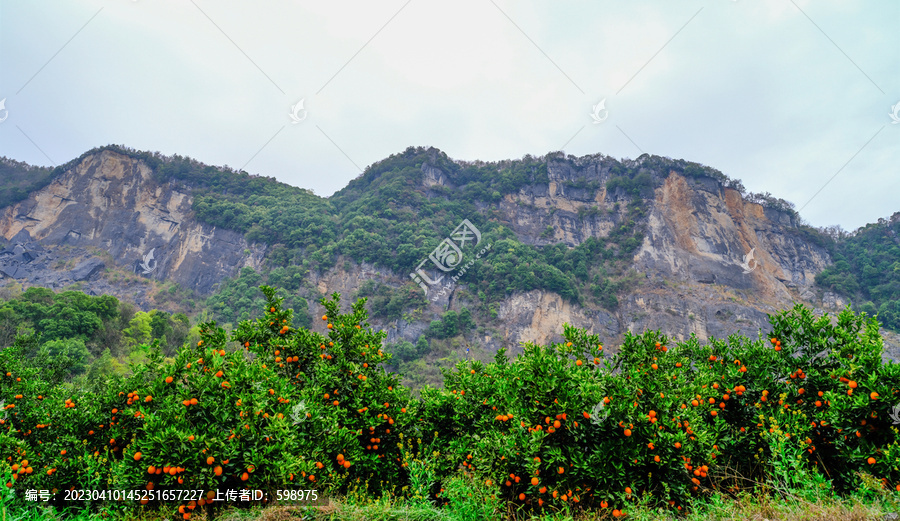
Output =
[
  {"x1": 0, "y1": 148, "x2": 268, "y2": 310},
  {"x1": 1, "y1": 145, "x2": 897, "y2": 386}
]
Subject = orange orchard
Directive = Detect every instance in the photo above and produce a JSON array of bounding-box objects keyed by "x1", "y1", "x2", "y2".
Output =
[{"x1": 0, "y1": 290, "x2": 898, "y2": 516}]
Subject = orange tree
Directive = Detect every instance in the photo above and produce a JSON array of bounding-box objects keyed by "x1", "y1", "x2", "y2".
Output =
[
  {"x1": 0, "y1": 332, "x2": 138, "y2": 515},
  {"x1": 416, "y1": 324, "x2": 715, "y2": 516},
  {"x1": 4, "y1": 289, "x2": 899, "y2": 518},
  {"x1": 1, "y1": 285, "x2": 418, "y2": 517},
  {"x1": 763, "y1": 304, "x2": 900, "y2": 493},
  {"x1": 230, "y1": 286, "x2": 415, "y2": 497},
  {"x1": 416, "y1": 304, "x2": 900, "y2": 516},
  {"x1": 109, "y1": 325, "x2": 309, "y2": 520}
]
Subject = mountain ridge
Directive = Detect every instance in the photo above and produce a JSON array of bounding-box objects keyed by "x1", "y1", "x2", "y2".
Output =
[{"x1": 1, "y1": 145, "x2": 897, "y2": 382}]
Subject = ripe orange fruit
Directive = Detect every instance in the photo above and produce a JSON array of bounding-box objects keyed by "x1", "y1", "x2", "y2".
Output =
[
  {"x1": 214, "y1": 466, "x2": 222, "y2": 476},
  {"x1": 624, "y1": 429, "x2": 632, "y2": 437},
  {"x1": 576, "y1": 360, "x2": 583, "y2": 366},
  {"x1": 207, "y1": 456, "x2": 214, "y2": 465},
  {"x1": 848, "y1": 380, "x2": 858, "y2": 389},
  {"x1": 134, "y1": 452, "x2": 142, "y2": 461},
  {"x1": 241, "y1": 472, "x2": 249, "y2": 481},
  {"x1": 867, "y1": 457, "x2": 875, "y2": 465},
  {"x1": 531, "y1": 477, "x2": 539, "y2": 486},
  {"x1": 675, "y1": 442, "x2": 682, "y2": 449},
  {"x1": 165, "y1": 376, "x2": 173, "y2": 384},
  {"x1": 870, "y1": 392, "x2": 879, "y2": 400},
  {"x1": 625, "y1": 487, "x2": 632, "y2": 494}
]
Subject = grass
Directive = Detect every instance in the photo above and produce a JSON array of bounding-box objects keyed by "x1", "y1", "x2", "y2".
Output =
[
  {"x1": 6, "y1": 486, "x2": 898, "y2": 521},
  {"x1": 4, "y1": 469, "x2": 898, "y2": 521}
]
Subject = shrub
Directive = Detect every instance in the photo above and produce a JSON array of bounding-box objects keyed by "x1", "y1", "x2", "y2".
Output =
[{"x1": 1, "y1": 290, "x2": 898, "y2": 518}]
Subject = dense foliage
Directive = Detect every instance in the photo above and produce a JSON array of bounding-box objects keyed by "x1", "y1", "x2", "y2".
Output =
[
  {"x1": 0, "y1": 287, "x2": 190, "y2": 372},
  {"x1": 0, "y1": 157, "x2": 55, "y2": 210},
  {"x1": 1, "y1": 286, "x2": 898, "y2": 520},
  {"x1": 205, "y1": 267, "x2": 311, "y2": 330},
  {"x1": 815, "y1": 214, "x2": 900, "y2": 331}
]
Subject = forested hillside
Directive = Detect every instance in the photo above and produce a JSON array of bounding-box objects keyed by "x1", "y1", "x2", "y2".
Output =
[
  {"x1": 0, "y1": 157, "x2": 55, "y2": 210},
  {"x1": 815, "y1": 213, "x2": 900, "y2": 331},
  {"x1": 1, "y1": 144, "x2": 834, "y2": 327},
  {"x1": 1, "y1": 144, "x2": 898, "y2": 378}
]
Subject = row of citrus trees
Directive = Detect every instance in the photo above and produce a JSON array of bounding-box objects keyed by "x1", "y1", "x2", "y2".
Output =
[{"x1": 1, "y1": 285, "x2": 899, "y2": 519}]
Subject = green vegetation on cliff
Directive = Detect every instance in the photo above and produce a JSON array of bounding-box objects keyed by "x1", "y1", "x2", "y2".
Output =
[
  {"x1": 4, "y1": 145, "x2": 899, "y2": 336},
  {"x1": 0, "y1": 286, "x2": 191, "y2": 379},
  {"x1": 815, "y1": 214, "x2": 900, "y2": 331}
]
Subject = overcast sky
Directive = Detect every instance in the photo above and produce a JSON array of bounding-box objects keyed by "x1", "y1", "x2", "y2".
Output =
[{"x1": 1, "y1": 1, "x2": 898, "y2": 232}]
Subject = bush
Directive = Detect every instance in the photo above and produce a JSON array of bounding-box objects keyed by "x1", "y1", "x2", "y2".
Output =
[{"x1": 1, "y1": 290, "x2": 898, "y2": 518}]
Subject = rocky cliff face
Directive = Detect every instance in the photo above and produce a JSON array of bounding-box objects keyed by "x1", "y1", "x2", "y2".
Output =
[
  {"x1": 307, "y1": 156, "x2": 898, "y2": 363},
  {"x1": 0, "y1": 150, "x2": 266, "y2": 308},
  {"x1": 1, "y1": 149, "x2": 895, "y2": 366}
]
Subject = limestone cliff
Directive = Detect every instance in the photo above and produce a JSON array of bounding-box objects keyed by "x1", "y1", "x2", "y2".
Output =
[
  {"x1": 1, "y1": 148, "x2": 896, "y2": 368},
  {"x1": 308, "y1": 155, "x2": 898, "y2": 363},
  {"x1": 0, "y1": 150, "x2": 266, "y2": 307}
]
